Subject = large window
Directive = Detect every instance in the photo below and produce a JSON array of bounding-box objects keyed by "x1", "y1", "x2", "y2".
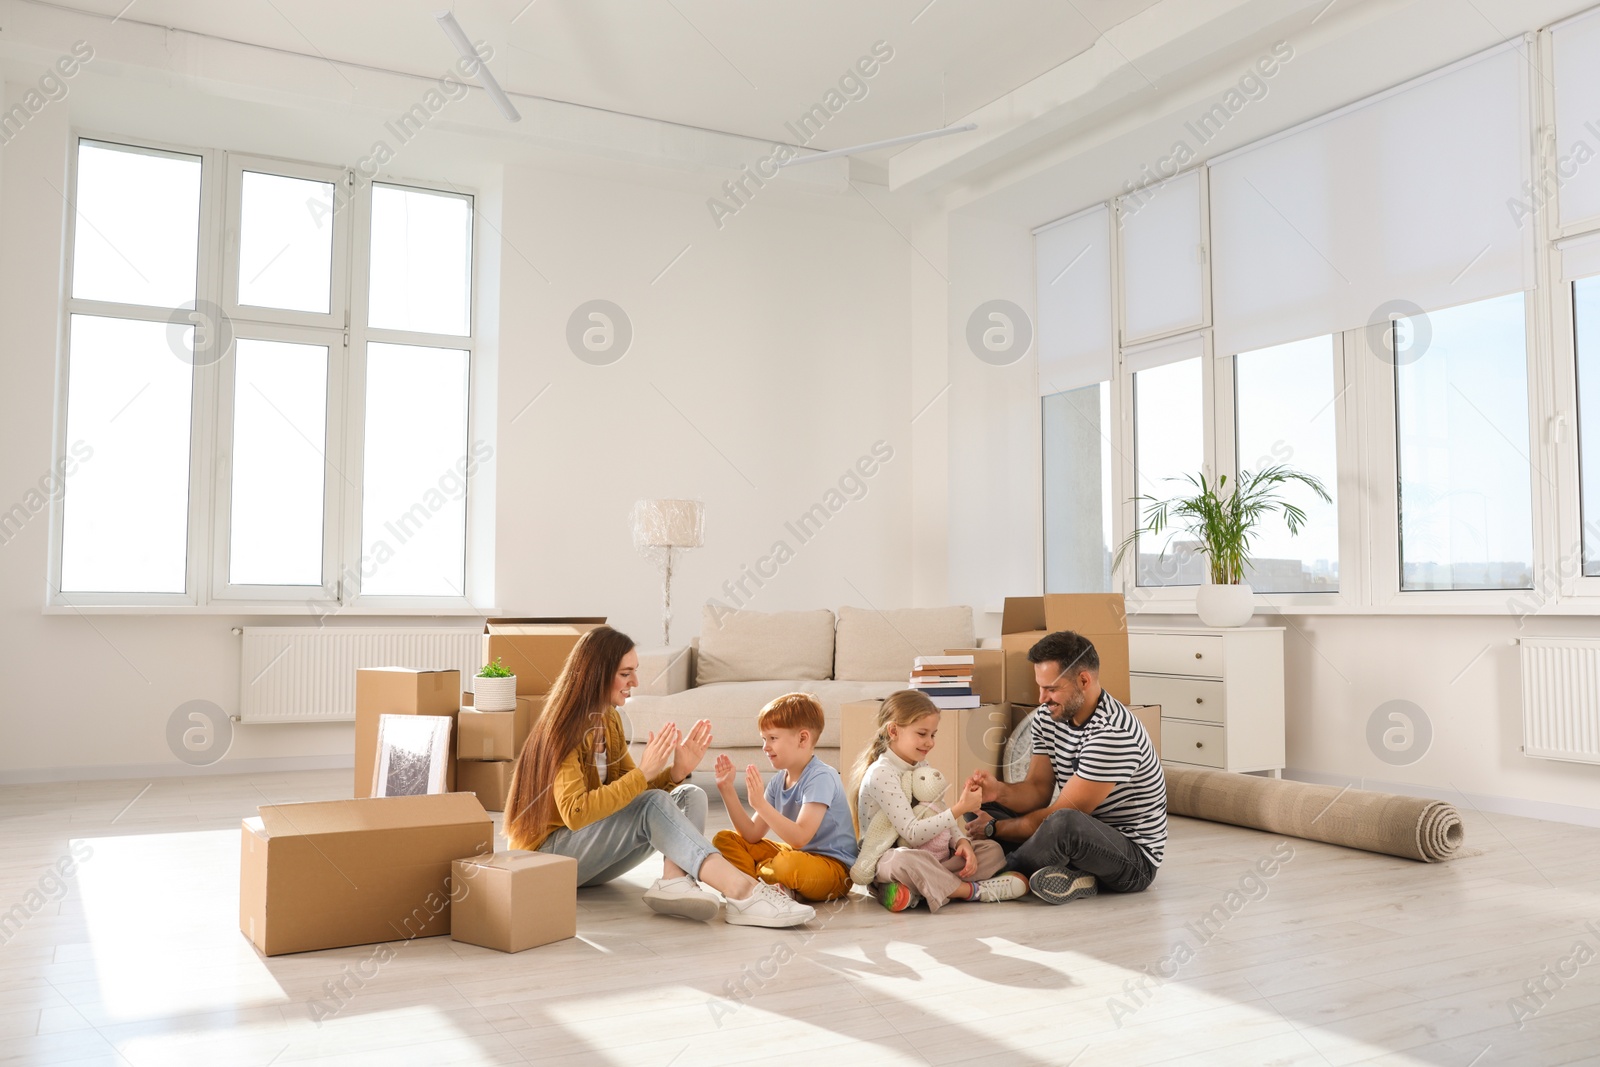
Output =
[
  {"x1": 1043, "y1": 383, "x2": 1113, "y2": 592},
  {"x1": 1393, "y1": 293, "x2": 1532, "y2": 591},
  {"x1": 56, "y1": 139, "x2": 477, "y2": 607},
  {"x1": 1234, "y1": 335, "x2": 1340, "y2": 593},
  {"x1": 1131, "y1": 355, "x2": 1206, "y2": 587}
]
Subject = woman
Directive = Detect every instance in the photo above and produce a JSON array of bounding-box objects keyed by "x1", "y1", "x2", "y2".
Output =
[{"x1": 504, "y1": 625, "x2": 814, "y2": 928}]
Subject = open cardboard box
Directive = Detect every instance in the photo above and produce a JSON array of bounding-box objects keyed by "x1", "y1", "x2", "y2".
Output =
[
  {"x1": 1000, "y1": 594, "x2": 1130, "y2": 706},
  {"x1": 483, "y1": 618, "x2": 606, "y2": 696},
  {"x1": 240, "y1": 792, "x2": 493, "y2": 956},
  {"x1": 355, "y1": 668, "x2": 460, "y2": 799}
]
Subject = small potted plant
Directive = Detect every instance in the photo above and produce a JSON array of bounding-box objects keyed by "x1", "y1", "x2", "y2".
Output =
[
  {"x1": 475, "y1": 657, "x2": 517, "y2": 712},
  {"x1": 1114, "y1": 464, "x2": 1331, "y2": 627}
]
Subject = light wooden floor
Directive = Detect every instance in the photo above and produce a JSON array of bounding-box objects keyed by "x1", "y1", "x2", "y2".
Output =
[{"x1": 2, "y1": 771, "x2": 1598, "y2": 1066}]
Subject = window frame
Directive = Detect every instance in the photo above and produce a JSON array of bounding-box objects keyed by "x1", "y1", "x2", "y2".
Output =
[{"x1": 48, "y1": 132, "x2": 483, "y2": 614}]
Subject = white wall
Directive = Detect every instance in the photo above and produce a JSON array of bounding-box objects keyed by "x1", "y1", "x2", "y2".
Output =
[{"x1": 0, "y1": 39, "x2": 919, "y2": 779}]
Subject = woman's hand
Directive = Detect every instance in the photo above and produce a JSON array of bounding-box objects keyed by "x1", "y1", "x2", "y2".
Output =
[
  {"x1": 713, "y1": 753, "x2": 737, "y2": 794},
  {"x1": 955, "y1": 837, "x2": 978, "y2": 879},
  {"x1": 639, "y1": 724, "x2": 679, "y2": 780},
  {"x1": 949, "y1": 781, "x2": 984, "y2": 818},
  {"x1": 672, "y1": 719, "x2": 713, "y2": 781}
]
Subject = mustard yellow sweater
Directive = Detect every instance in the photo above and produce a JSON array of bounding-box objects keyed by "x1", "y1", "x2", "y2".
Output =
[{"x1": 525, "y1": 706, "x2": 677, "y2": 851}]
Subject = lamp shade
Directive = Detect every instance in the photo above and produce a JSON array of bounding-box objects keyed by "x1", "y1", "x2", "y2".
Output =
[{"x1": 630, "y1": 499, "x2": 704, "y2": 550}]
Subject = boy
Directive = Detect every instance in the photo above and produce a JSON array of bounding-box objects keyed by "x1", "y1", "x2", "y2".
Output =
[{"x1": 712, "y1": 693, "x2": 857, "y2": 902}]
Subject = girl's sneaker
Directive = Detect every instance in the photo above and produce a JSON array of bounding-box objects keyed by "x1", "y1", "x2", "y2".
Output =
[
  {"x1": 724, "y1": 881, "x2": 816, "y2": 928},
  {"x1": 972, "y1": 872, "x2": 1029, "y2": 902},
  {"x1": 1029, "y1": 865, "x2": 1098, "y2": 905},
  {"x1": 879, "y1": 882, "x2": 921, "y2": 912}
]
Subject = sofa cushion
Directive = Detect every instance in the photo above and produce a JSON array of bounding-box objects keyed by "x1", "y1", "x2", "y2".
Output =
[
  {"x1": 695, "y1": 606, "x2": 835, "y2": 685},
  {"x1": 833, "y1": 605, "x2": 976, "y2": 681},
  {"x1": 622, "y1": 679, "x2": 902, "y2": 748}
]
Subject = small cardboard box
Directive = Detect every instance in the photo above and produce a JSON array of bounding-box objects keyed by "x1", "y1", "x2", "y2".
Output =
[
  {"x1": 457, "y1": 696, "x2": 543, "y2": 761},
  {"x1": 239, "y1": 792, "x2": 493, "y2": 957},
  {"x1": 355, "y1": 668, "x2": 460, "y2": 799},
  {"x1": 455, "y1": 759, "x2": 514, "y2": 812},
  {"x1": 839, "y1": 699, "x2": 1006, "y2": 806},
  {"x1": 451, "y1": 851, "x2": 577, "y2": 953},
  {"x1": 940, "y1": 647, "x2": 1005, "y2": 706},
  {"x1": 1000, "y1": 594, "x2": 1130, "y2": 707},
  {"x1": 483, "y1": 618, "x2": 606, "y2": 695}
]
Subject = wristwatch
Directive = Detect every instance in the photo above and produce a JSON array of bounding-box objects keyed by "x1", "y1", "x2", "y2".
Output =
[{"x1": 982, "y1": 818, "x2": 998, "y2": 839}]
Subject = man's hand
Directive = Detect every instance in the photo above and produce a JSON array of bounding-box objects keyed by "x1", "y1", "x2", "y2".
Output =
[
  {"x1": 713, "y1": 753, "x2": 737, "y2": 794},
  {"x1": 949, "y1": 781, "x2": 984, "y2": 817},
  {"x1": 966, "y1": 769, "x2": 1003, "y2": 803},
  {"x1": 672, "y1": 719, "x2": 712, "y2": 781},
  {"x1": 954, "y1": 837, "x2": 978, "y2": 879},
  {"x1": 965, "y1": 810, "x2": 994, "y2": 839}
]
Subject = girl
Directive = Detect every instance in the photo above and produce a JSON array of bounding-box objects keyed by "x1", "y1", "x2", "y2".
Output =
[
  {"x1": 849, "y1": 690, "x2": 1028, "y2": 911},
  {"x1": 504, "y1": 625, "x2": 814, "y2": 928}
]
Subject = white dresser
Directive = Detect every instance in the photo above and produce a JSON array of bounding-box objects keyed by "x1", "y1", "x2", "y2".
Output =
[{"x1": 1129, "y1": 626, "x2": 1285, "y2": 774}]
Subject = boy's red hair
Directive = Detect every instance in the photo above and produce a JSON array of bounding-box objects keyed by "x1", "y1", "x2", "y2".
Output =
[{"x1": 757, "y1": 692, "x2": 825, "y2": 737}]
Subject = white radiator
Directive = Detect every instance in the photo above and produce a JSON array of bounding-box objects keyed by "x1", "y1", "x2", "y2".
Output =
[
  {"x1": 239, "y1": 626, "x2": 481, "y2": 724},
  {"x1": 1519, "y1": 637, "x2": 1600, "y2": 765}
]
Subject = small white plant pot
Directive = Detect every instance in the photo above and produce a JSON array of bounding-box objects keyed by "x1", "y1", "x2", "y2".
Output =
[
  {"x1": 475, "y1": 675, "x2": 517, "y2": 712},
  {"x1": 1195, "y1": 582, "x2": 1254, "y2": 627}
]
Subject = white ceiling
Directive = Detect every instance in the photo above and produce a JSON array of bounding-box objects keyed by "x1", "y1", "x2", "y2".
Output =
[{"x1": 48, "y1": 0, "x2": 1163, "y2": 149}]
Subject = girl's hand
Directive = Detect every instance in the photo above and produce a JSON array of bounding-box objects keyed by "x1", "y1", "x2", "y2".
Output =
[
  {"x1": 744, "y1": 764, "x2": 767, "y2": 809},
  {"x1": 955, "y1": 837, "x2": 978, "y2": 879},
  {"x1": 966, "y1": 769, "x2": 1002, "y2": 803},
  {"x1": 950, "y1": 782, "x2": 984, "y2": 818},
  {"x1": 713, "y1": 753, "x2": 736, "y2": 792},
  {"x1": 639, "y1": 725, "x2": 679, "y2": 779}
]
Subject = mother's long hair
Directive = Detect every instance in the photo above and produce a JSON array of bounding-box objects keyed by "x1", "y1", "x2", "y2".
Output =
[{"x1": 504, "y1": 625, "x2": 636, "y2": 850}]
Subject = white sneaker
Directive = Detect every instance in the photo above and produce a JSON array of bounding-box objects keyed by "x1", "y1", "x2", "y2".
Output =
[
  {"x1": 643, "y1": 876, "x2": 721, "y2": 921},
  {"x1": 973, "y1": 872, "x2": 1029, "y2": 902},
  {"x1": 723, "y1": 881, "x2": 816, "y2": 928}
]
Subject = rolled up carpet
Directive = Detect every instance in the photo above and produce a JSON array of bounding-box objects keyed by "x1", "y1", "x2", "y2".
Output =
[{"x1": 1164, "y1": 766, "x2": 1466, "y2": 862}]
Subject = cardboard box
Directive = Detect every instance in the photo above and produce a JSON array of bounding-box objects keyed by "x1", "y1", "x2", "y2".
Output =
[
  {"x1": 941, "y1": 647, "x2": 1005, "y2": 706},
  {"x1": 457, "y1": 696, "x2": 543, "y2": 761},
  {"x1": 239, "y1": 792, "x2": 493, "y2": 957},
  {"x1": 455, "y1": 759, "x2": 514, "y2": 812},
  {"x1": 483, "y1": 618, "x2": 606, "y2": 695},
  {"x1": 355, "y1": 668, "x2": 460, "y2": 799},
  {"x1": 838, "y1": 699, "x2": 1006, "y2": 808},
  {"x1": 1007, "y1": 702, "x2": 1162, "y2": 755},
  {"x1": 1000, "y1": 595, "x2": 1131, "y2": 706},
  {"x1": 451, "y1": 851, "x2": 577, "y2": 953}
]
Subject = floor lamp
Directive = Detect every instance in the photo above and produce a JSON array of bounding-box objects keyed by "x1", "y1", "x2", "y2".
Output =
[{"x1": 630, "y1": 499, "x2": 705, "y2": 646}]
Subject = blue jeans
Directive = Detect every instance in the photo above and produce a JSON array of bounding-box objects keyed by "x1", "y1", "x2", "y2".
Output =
[
  {"x1": 539, "y1": 784, "x2": 714, "y2": 887},
  {"x1": 988, "y1": 803, "x2": 1158, "y2": 893}
]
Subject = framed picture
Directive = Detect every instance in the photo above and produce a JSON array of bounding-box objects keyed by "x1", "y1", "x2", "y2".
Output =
[{"x1": 373, "y1": 714, "x2": 453, "y2": 797}]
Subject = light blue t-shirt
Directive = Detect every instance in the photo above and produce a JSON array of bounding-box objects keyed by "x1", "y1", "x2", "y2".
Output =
[{"x1": 763, "y1": 756, "x2": 859, "y2": 866}]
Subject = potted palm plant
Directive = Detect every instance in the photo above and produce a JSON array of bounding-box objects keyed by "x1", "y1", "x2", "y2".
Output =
[
  {"x1": 475, "y1": 657, "x2": 517, "y2": 712},
  {"x1": 1114, "y1": 464, "x2": 1331, "y2": 627}
]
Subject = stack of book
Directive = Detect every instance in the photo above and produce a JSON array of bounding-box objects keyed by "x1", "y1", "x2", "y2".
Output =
[{"x1": 909, "y1": 654, "x2": 980, "y2": 709}]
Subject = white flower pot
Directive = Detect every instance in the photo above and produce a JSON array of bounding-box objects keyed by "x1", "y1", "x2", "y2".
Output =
[
  {"x1": 1195, "y1": 582, "x2": 1254, "y2": 627},
  {"x1": 474, "y1": 675, "x2": 517, "y2": 712}
]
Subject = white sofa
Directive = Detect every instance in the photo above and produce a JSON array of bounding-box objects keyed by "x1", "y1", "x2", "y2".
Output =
[{"x1": 625, "y1": 604, "x2": 975, "y2": 779}]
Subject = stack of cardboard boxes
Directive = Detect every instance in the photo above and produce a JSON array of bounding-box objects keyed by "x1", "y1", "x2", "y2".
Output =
[
  {"x1": 241, "y1": 618, "x2": 607, "y2": 959},
  {"x1": 455, "y1": 619, "x2": 605, "y2": 811}
]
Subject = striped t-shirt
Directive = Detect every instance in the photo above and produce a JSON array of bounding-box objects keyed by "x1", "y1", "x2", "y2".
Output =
[{"x1": 1030, "y1": 691, "x2": 1167, "y2": 866}]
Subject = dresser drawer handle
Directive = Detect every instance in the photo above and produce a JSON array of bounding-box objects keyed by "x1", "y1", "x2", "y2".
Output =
[
  {"x1": 1194, "y1": 652, "x2": 1202, "y2": 659},
  {"x1": 1195, "y1": 741, "x2": 1204, "y2": 748},
  {"x1": 1195, "y1": 698, "x2": 1204, "y2": 704}
]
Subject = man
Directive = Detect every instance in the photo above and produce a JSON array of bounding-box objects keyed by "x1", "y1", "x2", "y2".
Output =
[{"x1": 966, "y1": 630, "x2": 1166, "y2": 904}]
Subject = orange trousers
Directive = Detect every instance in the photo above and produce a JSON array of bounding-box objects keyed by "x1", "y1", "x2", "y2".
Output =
[{"x1": 711, "y1": 830, "x2": 852, "y2": 902}]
